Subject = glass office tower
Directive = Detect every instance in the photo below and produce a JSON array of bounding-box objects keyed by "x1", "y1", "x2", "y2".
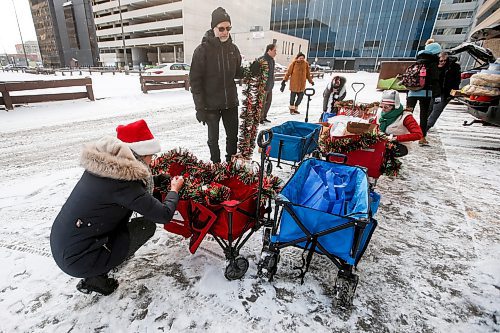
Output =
[{"x1": 271, "y1": 0, "x2": 441, "y2": 70}]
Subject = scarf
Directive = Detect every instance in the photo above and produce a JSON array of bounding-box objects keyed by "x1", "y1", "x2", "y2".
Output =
[{"x1": 379, "y1": 105, "x2": 404, "y2": 132}]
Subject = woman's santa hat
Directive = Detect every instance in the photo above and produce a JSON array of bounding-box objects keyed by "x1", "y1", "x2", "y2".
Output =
[
  {"x1": 381, "y1": 89, "x2": 401, "y2": 108},
  {"x1": 116, "y1": 119, "x2": 161, "y2": 156}
]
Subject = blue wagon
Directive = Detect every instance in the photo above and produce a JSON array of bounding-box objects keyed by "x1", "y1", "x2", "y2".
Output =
[
  {"x1": 258, "y1": 157, "x2": 380, "y2": 306},
  {"x1": 266, "y1": 121, "x2": 322, "y2": 168}
]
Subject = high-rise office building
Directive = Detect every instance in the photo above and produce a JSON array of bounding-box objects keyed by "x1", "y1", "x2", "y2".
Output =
[
  {"x1": 29, "y1": 0, "x2": 98, "y2": 67},
  {"x1": 271, "y1": 0, "x2": 442, "y2": 70}
]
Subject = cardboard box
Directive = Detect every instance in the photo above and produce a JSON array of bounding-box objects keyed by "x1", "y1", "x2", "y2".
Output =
[{"x1": 346, "y1": 122, "x2": 377, "y2": 135}]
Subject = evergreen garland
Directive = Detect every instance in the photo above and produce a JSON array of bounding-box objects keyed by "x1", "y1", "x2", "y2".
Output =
[
  {"x1": 152, "y1": 148, "x2": 282, "y2": 204},
  {"x1": 319, "y1": 132, "x2": 402, "y2": 177},
  {"x1": 238, "y1": 59, "x2": 269, "y2": 159}
]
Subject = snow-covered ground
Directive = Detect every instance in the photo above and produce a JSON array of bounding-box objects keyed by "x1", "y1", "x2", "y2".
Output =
[{"x1": 0, "y1": 71, "x2": 499, "y2": 332}]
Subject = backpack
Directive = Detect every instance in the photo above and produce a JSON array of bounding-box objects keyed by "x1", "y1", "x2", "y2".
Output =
[{"x1": 398, "y1": 63, "x2": 427, "y2": 90}]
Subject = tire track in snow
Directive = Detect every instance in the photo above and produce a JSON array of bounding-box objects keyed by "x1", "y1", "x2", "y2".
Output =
[{"x1": 0, "y1": 240, "x2": 51, "y2": 257}]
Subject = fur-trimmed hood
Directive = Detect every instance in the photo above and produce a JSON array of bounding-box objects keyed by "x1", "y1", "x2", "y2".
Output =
[{"x1": 80, "y1": 136, "x2": 151, "y2": 181}]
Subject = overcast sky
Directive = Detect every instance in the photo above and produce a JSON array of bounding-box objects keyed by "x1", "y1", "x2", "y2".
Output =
[{"x1": 0, "y1": 0, "x2": 37, "y2": 54}]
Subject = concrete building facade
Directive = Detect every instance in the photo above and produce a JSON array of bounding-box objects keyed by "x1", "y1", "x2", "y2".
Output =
[
  {"x1": 231, "y1": 30, "x2": 309, "y2": 67},
  {"x1": 91, "y1": 0, "x2": 287, "y2": 68},
  {"x1": 470, "y1": 0, "x2": 500, "y2": 57}
]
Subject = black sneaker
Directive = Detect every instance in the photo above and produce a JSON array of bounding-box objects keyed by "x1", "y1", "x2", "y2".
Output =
[
  {"x1": 76, "y1": 274, "x2": 119, "y2": 296},
  {"x1": 263, "y1": 119, "x2": 271, "y2": 123}
]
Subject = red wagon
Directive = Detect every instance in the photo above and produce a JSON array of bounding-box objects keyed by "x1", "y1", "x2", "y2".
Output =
[{"x1": 153, "y1": 133, "x2": 279, "y2": 280}]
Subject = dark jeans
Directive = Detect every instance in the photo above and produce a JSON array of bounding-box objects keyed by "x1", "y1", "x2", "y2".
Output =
[
  {"x1": 290, "y1": 91, "x2": 304, "y2": 106},
  {"x1": 427, "y1": 95, "x2": 452, "y2": 131},
  {"x1": 126, "y1": 217, "x2": 157, "y2": 258},
  {"x1": 205, "y1": 107, "x2": 239, "y2": 163},
  {"x1": 406, "y1": 96, "x2": 432, "y2": 137},
  {"x1": 260, "y1": 90, "x2": 273, "y2": 121}
]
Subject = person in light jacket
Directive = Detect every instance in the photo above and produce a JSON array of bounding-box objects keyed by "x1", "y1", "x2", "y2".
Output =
[{"x1": 280, "y1": 52, "x2": 314, "y2": 114}]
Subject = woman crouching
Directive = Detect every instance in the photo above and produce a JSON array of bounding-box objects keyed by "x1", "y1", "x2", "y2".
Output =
[
  {"x1": 378, "y1": 90, "x2": 423, "y2": 157},
  {"x1": 50, "y1": 119, "x2": 184, "y2": 296}
]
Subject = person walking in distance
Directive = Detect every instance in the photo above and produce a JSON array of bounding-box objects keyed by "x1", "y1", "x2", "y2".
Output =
[
  {"x1": 189, "y1": 7, "x2": 243, "y2": 163},
  {"x1": 258, "y1": 44, "x2": 277, "y2": 124},
  {"x1": 280, "y1": 52, "x2": 314, "y2": 114}
]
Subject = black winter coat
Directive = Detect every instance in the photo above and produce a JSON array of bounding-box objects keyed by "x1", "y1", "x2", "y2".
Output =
[
  {"x1": 50, "y1": 137, "x2": 179, "y2": 278},
  {"x1": 416, "y1": 52, "x2": 441, "y2": 97},
  {"x1": 258, "y1": 53, "x2": 275, "y2": 92},
  {"x1": 189, "y1": 30, "x2": 243, "y2": 112},
  {"x1": 439, "y1": 61, "x2": 461, "y2": 98}
]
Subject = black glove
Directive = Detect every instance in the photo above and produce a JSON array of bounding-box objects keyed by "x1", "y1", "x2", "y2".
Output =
[
  {"x1": 250, "y1": 61, "x2": 260, "y2": 76},
  {"x1": 280, "y1": 80, "x2": 286, "y2": 92},
  {"x1": 196, "y1": 111, "x2": 206, "y2": 125}
]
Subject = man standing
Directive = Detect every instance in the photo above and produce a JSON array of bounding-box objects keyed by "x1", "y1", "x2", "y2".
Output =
[
  {"x1": 189, "y1": 7, "x2": 243, "y2": 163},
  {"x1": 258, "y1": 44, "x2": 277, "y2": 124}
]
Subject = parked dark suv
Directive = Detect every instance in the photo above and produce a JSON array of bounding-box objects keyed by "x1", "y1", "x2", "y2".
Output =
[{"x1": 447, "y1": 41, "x2": 499, "y2": 126}]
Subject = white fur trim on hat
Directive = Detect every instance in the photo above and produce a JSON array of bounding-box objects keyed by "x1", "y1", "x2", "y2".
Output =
[{"x1": 127, "y1": 138, "x2": 161, "y2": 156}]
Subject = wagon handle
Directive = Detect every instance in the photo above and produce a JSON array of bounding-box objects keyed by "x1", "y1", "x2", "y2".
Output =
[
  {"x1": 351, "y1": 82, "x2": 365, "y2": 106},
  {"x1": 326, "y1": 152, "x2": 348, "y2": 164},
  {"x1": 257, "y1": 129, "x2": 273, "y2": 148},
  {"x1": 304, "y1": 88, "x2": 315, "y2": 123}
]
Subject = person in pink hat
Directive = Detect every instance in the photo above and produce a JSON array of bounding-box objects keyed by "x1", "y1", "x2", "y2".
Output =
[{"x1": 50, "y1": 119, "x2": 184, "y2": 296}]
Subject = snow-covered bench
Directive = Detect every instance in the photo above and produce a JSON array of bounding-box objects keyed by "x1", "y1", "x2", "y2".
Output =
[{"x1": 0, "y1": 77, "x2": 95, "y2": 110}]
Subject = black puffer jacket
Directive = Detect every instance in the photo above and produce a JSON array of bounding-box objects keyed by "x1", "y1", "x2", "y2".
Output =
[
  {"x1": 50, "y1": 137, "x2": 178, "y2": 278},
  {"x1": 440, "y1": 61, "x2": 461, "y2": 98},
  {"x1": 416, "y1": 52, "x2": 441, "y2": 97},
  {"x1": 189, "y1": 30, "x2": 243, "y2": 111}
]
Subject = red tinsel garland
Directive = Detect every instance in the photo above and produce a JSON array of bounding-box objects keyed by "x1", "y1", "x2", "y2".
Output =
[
  {"x1": 151, "y1": 148, "x2": 282, "y2": 204},
  {"x1": 238, "y1": 59, "x2": 269, "y2": 159}
]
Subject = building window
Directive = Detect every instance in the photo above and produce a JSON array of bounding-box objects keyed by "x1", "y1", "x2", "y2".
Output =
[
  {"x1": 437, "y1": 11, "x2": 474, "y2": 20},
  {"x1": 452, "y1": 0, "x2": 473, "y2": 3},
  {"x1": 364, "y1": 41, "x2": 380, "y2": 48}
]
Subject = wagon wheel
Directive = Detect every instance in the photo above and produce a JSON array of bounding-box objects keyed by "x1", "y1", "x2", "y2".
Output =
[
  {"x1": 333, "y1": 271, "x2": 359, "y2": 308},
  {"x1": 224, "y1": 257, "x2": 249, "y2": 280},
  {"x1": 266, "y1": 160, "x2": 273, "y2": 175},
  {"x1": 257, "y1": 249, "x2": 279, "y2": 281}
]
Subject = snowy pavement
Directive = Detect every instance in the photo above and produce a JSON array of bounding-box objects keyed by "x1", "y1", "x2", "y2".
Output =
[{"x1": 0, "y1": 71, "x2": 499, "y2": 332}]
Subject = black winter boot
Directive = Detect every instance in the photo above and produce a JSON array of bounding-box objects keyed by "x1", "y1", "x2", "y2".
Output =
[{"x1": 76, "y1": 274, "x2": 119, "y2": 296}]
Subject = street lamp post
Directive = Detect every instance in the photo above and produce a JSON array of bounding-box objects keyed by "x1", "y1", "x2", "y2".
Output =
[
  {"x1": 117, "y1": 0, "x2": 128, "y2": 73},
  {"x1": 11, "y1": 0, "x2": 29, "y2": 67}
]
